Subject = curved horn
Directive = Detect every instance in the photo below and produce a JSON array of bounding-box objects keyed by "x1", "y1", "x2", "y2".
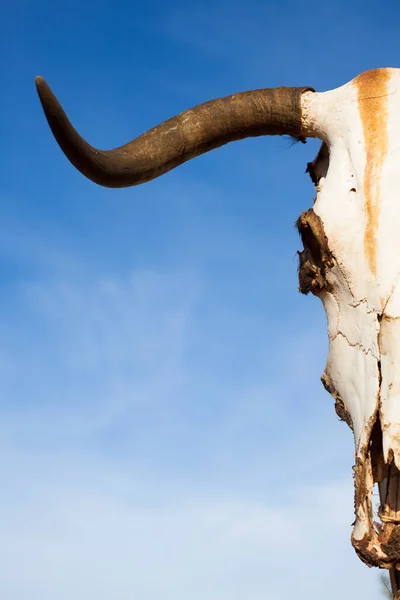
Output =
[{"x1": 36, "y1": 76, "x2": 314, "y2": 189}]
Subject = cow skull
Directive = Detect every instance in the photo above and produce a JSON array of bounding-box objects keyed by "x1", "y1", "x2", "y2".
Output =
[
  {"x1": 298, "y1": 69, "x2": 400, "y2": 570},
  {"x1": 36, "y1": 68, "x2": 400, "y2": 572}
]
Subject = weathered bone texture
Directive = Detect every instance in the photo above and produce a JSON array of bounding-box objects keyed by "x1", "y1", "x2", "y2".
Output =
[
  {"x1": 300, "y1": 68, "x2": 400, "y2": 581},
  {"x1": 36, "y1": 67, "x2": 400, "y2": 586}
]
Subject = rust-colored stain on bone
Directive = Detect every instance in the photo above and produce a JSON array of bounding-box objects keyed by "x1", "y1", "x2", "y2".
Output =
[{"x1": 355, "y1": 69, "x2": 390, "y2": 275}]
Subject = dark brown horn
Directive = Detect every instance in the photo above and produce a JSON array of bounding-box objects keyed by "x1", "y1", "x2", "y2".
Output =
[{"x1": 36, "y1": 76, "x2": 314, "y2": 189}]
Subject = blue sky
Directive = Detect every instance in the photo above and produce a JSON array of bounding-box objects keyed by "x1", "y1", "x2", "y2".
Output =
[{"x1": 2, "y1": 0, "x2": 400, "y2": 598}]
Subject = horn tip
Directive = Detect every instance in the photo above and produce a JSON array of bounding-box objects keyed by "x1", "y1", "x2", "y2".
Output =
[
  {"x1": 35, "y1": 77, "x2": 58, "y2": 115},
  {"x1": 35, "y1": 76, "x2": 53, "y2": 100},
  {"x1": 36, "y1": 75, "x2": 49, "y2": 90}
]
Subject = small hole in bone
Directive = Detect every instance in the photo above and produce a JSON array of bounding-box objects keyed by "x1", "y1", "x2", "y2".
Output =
[{"x1": 350, "y1": 188, "x2": 356, "y2": 192}]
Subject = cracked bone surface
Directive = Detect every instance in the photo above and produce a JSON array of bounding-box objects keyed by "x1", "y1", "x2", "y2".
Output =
[
  {"x1": 36, "y1": 66, "x2": 400, "y2": 574},
  {"x1": 299, "y1": 68, "x2": 400, "y2": 570}
]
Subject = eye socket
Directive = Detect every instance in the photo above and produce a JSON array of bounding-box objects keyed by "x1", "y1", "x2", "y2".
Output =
[
  {"x1": 306, "y1": 142, "x2": 329, "y2": 189},
  {"x1": 306, "y1": 162, "x2": 318, "y2": 186}
]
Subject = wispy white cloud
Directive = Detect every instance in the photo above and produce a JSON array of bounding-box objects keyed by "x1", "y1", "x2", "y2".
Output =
[
  {"x1": 0, "y1": 237, "x2": 381, "y2": 598},
  {"x1": 0, "y1": 446, "x2": 380, "y2": 600},
  {"x1": 0, "y1": 266, "x2": 198, "y2": 438}
]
